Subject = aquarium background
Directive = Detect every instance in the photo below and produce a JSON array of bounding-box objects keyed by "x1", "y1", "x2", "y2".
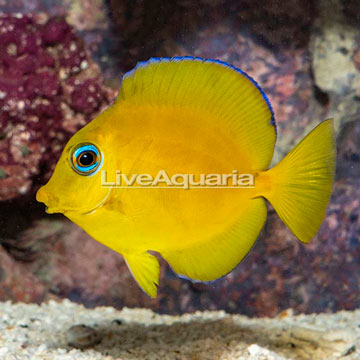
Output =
[{"x1": 0, "y1": 0, "x2": 359, "y2": 317}]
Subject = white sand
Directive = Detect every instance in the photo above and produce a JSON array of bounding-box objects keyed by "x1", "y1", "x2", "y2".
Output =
[{"x1": 0, "y1": 300, "x2": 358, "y2": 359}]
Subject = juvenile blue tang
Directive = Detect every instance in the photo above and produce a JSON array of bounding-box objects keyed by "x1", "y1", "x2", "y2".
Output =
[{"x1": 36, "y1": 57, "x2": 335, "y2": 297}]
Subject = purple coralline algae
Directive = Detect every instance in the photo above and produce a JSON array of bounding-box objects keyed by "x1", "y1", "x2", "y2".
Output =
[{"x1": 0, "y1": 14, "x2": 115, "y2": 201}]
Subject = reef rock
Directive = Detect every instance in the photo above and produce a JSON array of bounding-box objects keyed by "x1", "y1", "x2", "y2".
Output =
[
  {"x1": 0, "y1": 0, "x2": 359, "y2": 319},
  {"x1": 0, "y1": 14, "x2": 115, "y2": 201}
]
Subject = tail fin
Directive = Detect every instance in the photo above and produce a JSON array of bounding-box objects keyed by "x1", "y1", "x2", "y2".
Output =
[{"x1": 260, "y1": 119, "x2": 336, "y2": 243}]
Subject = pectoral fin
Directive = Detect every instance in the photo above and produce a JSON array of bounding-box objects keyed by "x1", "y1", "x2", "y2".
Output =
[{"x1": 124, "y1": 252, "x2": 160, "y2": 298}]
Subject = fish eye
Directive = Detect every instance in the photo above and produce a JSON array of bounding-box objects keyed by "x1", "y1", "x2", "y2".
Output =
[{"x1": 70, "y1": 143, "x2": 103, "y2": 176}]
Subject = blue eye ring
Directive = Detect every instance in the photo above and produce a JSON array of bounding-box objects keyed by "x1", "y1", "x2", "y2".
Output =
[{"x1": 70, "y1": 143, "x2": 103, "y2": 176}]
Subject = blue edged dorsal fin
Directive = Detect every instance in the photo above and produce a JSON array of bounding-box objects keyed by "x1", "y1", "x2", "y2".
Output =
[{"x1": 117, "y1": 57, "x2": 276, "y2": 170}]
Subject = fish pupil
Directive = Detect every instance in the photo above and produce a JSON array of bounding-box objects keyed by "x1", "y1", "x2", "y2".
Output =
[{"x1": 79, "y1": 152, "x2": 95, "y2": 166}]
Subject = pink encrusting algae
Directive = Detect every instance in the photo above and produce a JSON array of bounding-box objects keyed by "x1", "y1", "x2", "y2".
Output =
[{"x1": 0, "y1": 14, "x2": 115, "y2": 201}]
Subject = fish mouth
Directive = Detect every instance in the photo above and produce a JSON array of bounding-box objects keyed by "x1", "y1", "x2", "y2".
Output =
[
  {"x1": 45, "y1": 188, "x2": 112, "y2": 216},
  {"x1": 44, "y1": 205, "x2": 64, "y2": 214},
  {"x1": 45, "y1": 206, "x2": 56, "y2": 214}
]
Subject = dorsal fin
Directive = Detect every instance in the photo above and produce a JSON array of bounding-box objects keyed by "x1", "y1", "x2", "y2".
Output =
[{"x1": 117, "y1": 57, "x2": 276, "y2": 170}]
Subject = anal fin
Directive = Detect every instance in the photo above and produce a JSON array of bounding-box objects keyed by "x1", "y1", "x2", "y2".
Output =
[
  {"x1": 162, "y1": 198, "x2": 267, "y2": 282},
  {"x1": 124, "y1": 252, "x2": 160, "y2": 298}
]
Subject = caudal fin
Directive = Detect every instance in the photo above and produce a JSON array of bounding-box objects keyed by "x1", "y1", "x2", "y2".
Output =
[{"x1": 261, "y1": 119, "x2": 335, "y2": 243}]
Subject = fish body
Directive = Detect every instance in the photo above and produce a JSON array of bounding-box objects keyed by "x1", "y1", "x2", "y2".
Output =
[{"x1": 37, "y1": 57, "x2": 335, "y2": 297}]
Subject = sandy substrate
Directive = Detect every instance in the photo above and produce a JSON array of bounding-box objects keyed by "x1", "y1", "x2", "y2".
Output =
[{"x1": 0, "y1": 300, "x2": 358, "y2": 360}]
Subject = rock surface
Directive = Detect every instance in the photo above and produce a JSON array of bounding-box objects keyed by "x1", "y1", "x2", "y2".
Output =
[
  {"x1": 0, "y1": 0, "x2": 359, "y2": 318},
  {"x1": 0, "y1": 13, "x2": 115, "y2": 201},
  {"x1": 0, "y1": 300, "x2": 359, "y2": 360}
]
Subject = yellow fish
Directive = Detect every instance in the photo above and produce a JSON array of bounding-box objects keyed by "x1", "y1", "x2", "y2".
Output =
[{"x1": 36, "y1": 57, "x2": 335, "y2": 298}]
